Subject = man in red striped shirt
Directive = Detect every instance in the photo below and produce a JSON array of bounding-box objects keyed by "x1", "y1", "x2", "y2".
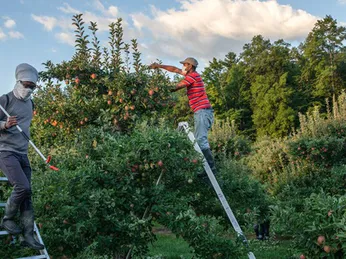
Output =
[{"x1": 149, "y1": 57, "x2": 217, "y2": 176}]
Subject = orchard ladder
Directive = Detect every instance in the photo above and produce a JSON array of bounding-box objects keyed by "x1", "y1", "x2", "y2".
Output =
[
  {"x1": 178, "y1": 122, "x2": 256, "y2": 259},
  {"x1": 0, "y1": 177, "x2": 50, "y2": 259}
]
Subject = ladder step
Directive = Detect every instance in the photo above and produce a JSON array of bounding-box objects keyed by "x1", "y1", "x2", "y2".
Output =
[
  {"x1": 0, "y1": 177, "x2": 50, "y2": 258},
  {"x1": 17, "y1": 255, "x2": 48, "y2": 259},
  {"x1": 0, "y1": 230, "x2": 9, "y2": 235}
]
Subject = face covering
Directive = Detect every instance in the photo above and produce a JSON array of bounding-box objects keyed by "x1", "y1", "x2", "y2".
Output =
[
  {"x1": 182, "y1": 66, "x2": 189, "y2": 75},
  {"x1": 13, "y1": 81, "x2": 33, "y2": 101}
]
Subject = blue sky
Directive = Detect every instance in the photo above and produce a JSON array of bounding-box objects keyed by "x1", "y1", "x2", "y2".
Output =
[{"x1": 1, "y1": 0, "x2": 346, "y2": 95}]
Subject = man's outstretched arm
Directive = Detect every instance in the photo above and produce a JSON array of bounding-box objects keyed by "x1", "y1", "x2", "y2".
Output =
[
  {"x1": 149, "y1": 62, "x2": 184, "y2": 75},
  {"x1": 170, "y1": 80, "x2": 188, "y2": 92}
]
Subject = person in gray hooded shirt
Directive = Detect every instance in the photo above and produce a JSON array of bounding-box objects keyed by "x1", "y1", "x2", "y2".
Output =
[{"x1": 0, "y1": 63, "x2": 44, "y2": 250}]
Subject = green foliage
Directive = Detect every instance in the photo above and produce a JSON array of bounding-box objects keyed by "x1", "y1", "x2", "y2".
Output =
[
  {"x1": 155, "y1": 207, "x2": 242, "y2": 258},
  {"x1": 251, "y1": 73, "x2": 296, "y2": 138},
  {"x1": 246, "y1": 136, "x2": 289, "y2": 186},
  {"x1": 287, "y1": 136, "x2": 346, "y2": 168},
  {"x1": 209, "y1": 119, "x2": 252, "y2": 160},
  {"x1": 299, "y1": 15, "x2": 346, "y2": 108},
  {"x1": 212, "y1": 159, "x2": 271, "y2": 226},
  {"x1": 27, "y1": 125, "x2": 252, "y2": 258},
  {"x1": 270, "y1": 191, "x2": 346, "y2": 258},
  {"x1": 32, "y1": 14, "x2": 174, "y2": 147},
  {"x1": 30, "y1": 126, "x2": 197, "y2": 257}
]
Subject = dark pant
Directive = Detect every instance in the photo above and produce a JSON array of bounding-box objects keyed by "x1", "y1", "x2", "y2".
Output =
[{"x1": 0, "y1": 151, "x2": 32, "y2": 206}]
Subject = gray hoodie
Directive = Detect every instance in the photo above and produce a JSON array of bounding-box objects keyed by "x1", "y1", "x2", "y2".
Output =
[{"x1": 0, "y1": 91, "x2": 33, "y2": 154}]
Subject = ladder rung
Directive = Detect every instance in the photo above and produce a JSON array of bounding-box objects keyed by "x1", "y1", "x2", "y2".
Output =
[
  {"x1": 0, "y1": 230, "x2": 9, "y2": 235},
  {"x1": 0, "y1": 202, "x2": 6, "y2": 207},
  {"x1": 0, "y1": 177, "x2": 8, "y2": 181},
  {"x1": 17, "y1": 255, "x2": 48, "y2": 259}
]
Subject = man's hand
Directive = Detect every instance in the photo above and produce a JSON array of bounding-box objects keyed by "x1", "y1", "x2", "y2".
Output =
[
  {"x1": 149, "y1": 62, "x2": 160, "y2": 69},
  {"x1": 5, "y1": 116, "x2": 17, "y2": 129}
]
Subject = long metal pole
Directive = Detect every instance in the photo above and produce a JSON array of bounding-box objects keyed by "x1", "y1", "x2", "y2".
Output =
[{"x1": 0, "y1": 104, "x2": 58, "y2": 171}]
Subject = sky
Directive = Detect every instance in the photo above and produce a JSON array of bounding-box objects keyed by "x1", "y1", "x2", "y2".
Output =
[{"x1": 1, "y1": 0, "x2": 346, "y2": 95}]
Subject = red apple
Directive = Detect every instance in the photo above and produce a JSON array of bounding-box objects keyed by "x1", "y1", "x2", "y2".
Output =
[
  {"x1": 157, "y1": 160, "x2": 163, "y2": 167},
  {"x1": 317, "y1": 235, "x2": 325, "y2": 245},
  {"x1": 324, "y1": 245, "x2": 331, "y2": 253}
]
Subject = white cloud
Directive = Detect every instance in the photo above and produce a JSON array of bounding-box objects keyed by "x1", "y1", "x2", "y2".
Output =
[
  {"x1": 4, "y1": 19, "x2": 16, "y2": 29},
  {"x1": 31, "y1": 15, "x2": 57, "y2": 31},
  {"x1": 338, "y1": 0, "x2": 346, "y2": 4},
  {"x1": 131, "y1": 0, "x2": 319, "y2": 61},
  {"x1": 133, "y1": 0, "x2": 317, "y2": 40},
  {"x1": 108, "y1": 6, "x2": 118, "y2": 17},
  {"x1": 55, "y1": 32, "x2": 75, "y2": 46},
  {"x1": 93, "y1": 0, "x2": 118, "y2": 17},
  {"x1": 8, "y1": 31, "x2": 24, "y2": 39},
  {"x1": 0, "y1": 28, "x2": 6, "y2": 40},
  {"x1": 58, "y1": 3, "x2": 80, "y2": 14},
  {"x1": 33, "y1": 1, "x2": 120, "y2": 34}
]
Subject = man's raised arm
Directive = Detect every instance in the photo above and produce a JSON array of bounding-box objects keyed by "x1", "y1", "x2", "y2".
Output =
[{"x1": 149, "y1": 62, "x2": 184, "y2": 75}]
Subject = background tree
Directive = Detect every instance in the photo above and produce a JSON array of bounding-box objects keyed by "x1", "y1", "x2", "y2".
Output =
[{"x1": 299, "y1": 15, "x2": 346, "y2": 111}]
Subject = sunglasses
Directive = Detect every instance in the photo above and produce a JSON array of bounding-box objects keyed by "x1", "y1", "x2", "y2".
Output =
[{"x1": 20, "y1": 81, "x2": 36, "y2": 90}]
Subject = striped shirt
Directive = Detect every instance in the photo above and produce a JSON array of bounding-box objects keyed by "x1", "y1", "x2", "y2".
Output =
[{"x1": 180, "y1": 71, "x2": 212, "y2": 112}]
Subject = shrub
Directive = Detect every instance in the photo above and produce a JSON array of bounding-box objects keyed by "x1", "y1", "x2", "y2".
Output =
[
  {"x1": 209, "y1": 119, "x2": 252, "y2": 160},
  {"x1": 31, "y1": 14, "x2": 175, "y2": 148},
  {"x1": 188, "y1": 158, "x2": 272, "y2": 231},
  {"x1": 270, "y1": 191, "x2": 346, "y2": 258},
  {"x1": 287, "y1": 136, "x2": 346, "y2": 168},
  {"x1": 245, "y1": 136, "x2": 289, "y2": 185}
]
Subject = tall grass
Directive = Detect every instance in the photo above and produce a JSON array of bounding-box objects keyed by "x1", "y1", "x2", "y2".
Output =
[{"x1": 297, "y1": 92, "x2": 346, "y2": 138}]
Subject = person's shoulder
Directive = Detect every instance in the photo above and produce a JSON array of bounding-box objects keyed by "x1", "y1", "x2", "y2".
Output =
[
  {"x1": 0, "y1": 92, "x2": 12, "y2": 101},
  {"x1": 185, "y1": 71, "x2": 201, "y2": 81},
  {"x1": 190, "y1": 71, "x2": 201, "y2": 77}
]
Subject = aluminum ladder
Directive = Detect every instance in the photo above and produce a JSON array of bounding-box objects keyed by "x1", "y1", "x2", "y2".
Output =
[
  {"x1": 178, "y1": 122, "x2": 256, "y2": 259},
  {"x1": 0, "y1": 177, "x2": 50, "y2": 259}
]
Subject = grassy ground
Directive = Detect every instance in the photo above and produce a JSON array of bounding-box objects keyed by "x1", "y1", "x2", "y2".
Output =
[
  {"x1": 148, "y1": 233, "x2": 297, "y2": 259},
  {"x1": 147, "y1": 233, "x2": 194, "y2": 258}
]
